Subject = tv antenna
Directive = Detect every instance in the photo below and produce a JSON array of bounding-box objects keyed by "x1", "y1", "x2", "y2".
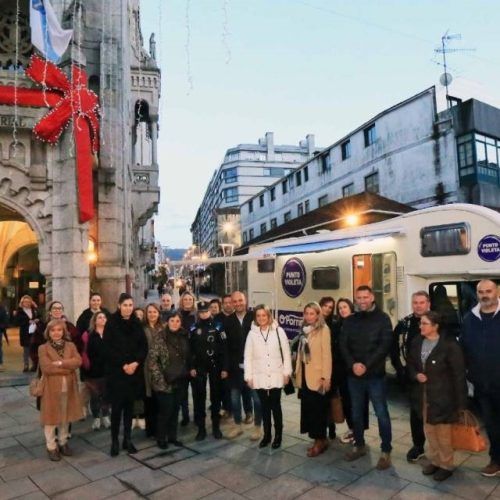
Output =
[{"x1": 434, "y1": 31, "x2": 475, "y2": 108}]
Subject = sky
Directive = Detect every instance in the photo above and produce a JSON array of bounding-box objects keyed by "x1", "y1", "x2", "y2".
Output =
[{"x1": 139, "y1": 0, "x2": 500, "y2": 248}]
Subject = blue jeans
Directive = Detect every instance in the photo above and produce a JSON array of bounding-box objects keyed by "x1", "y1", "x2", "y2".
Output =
[
  {"x1": 230, "y1": 369, "x2": 262, "y2": 425},
  {"x1": 348, "y1": 376, "x2": 392, "y2": 453}
]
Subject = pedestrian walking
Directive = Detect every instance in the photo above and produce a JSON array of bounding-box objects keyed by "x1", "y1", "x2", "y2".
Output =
[
  {"x1": 407, "y1": 311, "x2": 467, "y2": 481},
  {"x1": 14, "y1": 295, "x2": 40, "y2": 372},
  {"x1": 244, "y1": 305, "x2": 292, "y2": 449},
  {"x1": 295, "y1": 301, "x2": 332, "y2": 457},
  {"x1": 104, "y1": 293, "x2": 148, "y2": 457},
  {"x1": 340, "y1": 285, "x2": 393, "y2": 470},
  {"x1": 460, "y1": 279, "x2": 500, "y2": 477},
  {"x1": 38, "y1": 319, "x2": 82, "y2": 461}
]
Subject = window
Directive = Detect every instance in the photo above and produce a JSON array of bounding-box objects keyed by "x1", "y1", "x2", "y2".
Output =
[
  {"x1": 284, "y1": 211, "x2": 292, "y2": 223},
  {"x1": 248, "y1": 200, "x2": 253, "y2": 213},
  {"x1": 296, "y1": 171, "x2": 302, "y2": 186},
  {"x1": 421, "y1": 223, "x2": 470, "y2": 257},
  {"x1": 312, "y1": 267, "x2": 340, "y2": 290},
  {"x1": 364, "y1": 123, "x2": 376, "y2": 147},
  {"x1": 222, "y1": 167, "x2": 237, "y2": 183},
  {"x1": 320, "y1": 153, "x2": 331, "y2": 173},
  {"x1": 282, "y1": 180, "x2": 288, "y2": 194},
  {"x1": 364, "y1": 172, "x2": 379, "y2": 194},
  {"x1": 472, "y1": 133, "x2": 500, "y2": 185},
  {"x1": 260, "y1": 222, "x2": 267, "y2": 235},
  {"x1": 304, "y1": 166, "x2": 309, "y2": 182},
  {"x1": 457, "y1": 134, "x2": 475, "y2": 178},
  {"x1": 297, "y1": 203, "x2": 304, "y2": 217},
  {"x1": 242, "y1": 231, "x2": 248, "y2": 243},
  {"x1": 318, "y1": 194, "x2": 328, "y2": 207},
  {"x1": 259, "y1": 194, "x2": 264, "y2": 208},
  {"x1": 341, "y1": 140, "x2": 351, "y2": 160},
  {"x1": 304, "y1": 200, "x2": 310, "y2": 213},
  {"x1": 264, "y1": 167, "x2": 285, "y2": 177},
  {"x1": 249, "y1": 228, "x2": 254, "y2": 240},
  {"x1": 342, "y1": 183, "x2": 354, "y2": 197},
  {"x1": 222, "y1": 187, "x2": 238, "y2": 203},
  {"x1": 270, "y1": 187, "x2": 276, "y2": 201},
  {"x1": 270, "y1": 217, "x2": 277, "y2": 229},
  {"x1": 288, "y1": 175, "x2": 295, "y2": 189},
  {"x1": 257, "y1": 259, "x2": 275, "y2": 273}
]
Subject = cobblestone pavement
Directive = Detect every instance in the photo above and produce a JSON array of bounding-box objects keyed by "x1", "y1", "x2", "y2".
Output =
[{"x1": 0, "y1": 383, "x2": 499, "y2": 500}]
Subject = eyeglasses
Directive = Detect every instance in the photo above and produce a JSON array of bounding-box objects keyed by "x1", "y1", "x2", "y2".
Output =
[
  {"x1": 51, "y1": 307, "x2": 63, "y2": 311},
  {"x1": 420, "y1": 321, "x2": 433, "y2": 326}
]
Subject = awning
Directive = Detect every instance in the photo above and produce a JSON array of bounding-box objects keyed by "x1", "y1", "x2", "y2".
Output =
[{"x1": 262, "y1": 229, "x2": 403, "y2": 256}]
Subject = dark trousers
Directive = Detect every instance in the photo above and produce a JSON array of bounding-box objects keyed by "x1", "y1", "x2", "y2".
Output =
[
  {"x1": 155, "y1": 389, "x2": 180, "y2": 442},
  {"x1": 221, "y1": 378, "x2": 232, "y2": 413},
  {"x1": 110, "y1": 396, "x2": 134, "y2": 441},
  {"x1": 178, "y1": 379, "x2": 190, "y2": 421},
  {"x1": 410, "y1": 406, "x2": 426, "y2": 449},
  {"x1": 476, "y1": 390, "x2": 500, "y2": 464},
  {"x1": 257, "y1": 388, "x2": 282, "y2": 437},
  {"x1": 348, "y1": 376, "x2": 392, "y2": 453},
  {"x1": 144, "y1": 396, "x2": 158, "y2": 437},
  {"x1": 86, "y1": 378, "x2": 109, "y2": 418},
  {"x1": 191, "y1": 370, "x2": 222, "y2": 429}
]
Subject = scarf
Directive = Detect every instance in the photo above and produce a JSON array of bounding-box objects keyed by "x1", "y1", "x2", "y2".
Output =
[
  {"x1": 298, "y1": 325, "x2": 313, "y2": 364},
  {"x1": 49, "y1": 339, "x2": 66, "y2": 358}
]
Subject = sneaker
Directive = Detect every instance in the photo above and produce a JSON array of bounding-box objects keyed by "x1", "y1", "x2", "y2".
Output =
[
  {"x1": 376, "y1": 452, "x2": 392, "y2": 470},
  {"x1": 250, "y1": 426, "x2": 262, "y2": 441},
  {"x1": 422, "y1": 463, "x2": 439, "y2": 475},
  {"x1": 102, "y1": 416, "x2": 111, "y2": 429},
  {"x1": 406, "y1": 446, "x2": 425, "y2": 463},
  {"x1": 227, "y1": 424, "x2": 244, "y2": 439},
  {"x1": 137, "y1": 418, "x2": 146, "y2": 430},
  {"x1": 481, "y1": 462, "x2": 500, "y2": 477},
  {"x1": 244, "y1": 414, "x2": 253, "y2": 425},
  {"x1": 340, "y1": 431, "x2": 354, "y2": 444},
  {"x1": 92, "y1": 418, "x2": 101, "y2": 431},
  {"x1": 433, "y1": 468, "x2": 453, "y2": 482},
  {"x1": 344, "y1": 445, "x2": 367, "y2": 462}
]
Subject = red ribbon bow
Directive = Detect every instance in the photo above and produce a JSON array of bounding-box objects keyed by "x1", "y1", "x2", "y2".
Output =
[{"x1": 0, "y1": 55, "x2": 99, "y2": 223}]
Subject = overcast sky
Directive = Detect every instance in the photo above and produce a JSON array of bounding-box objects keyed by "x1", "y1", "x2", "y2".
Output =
[{"x1": 140, "y1": 0, "x2": 500, "y2": 248}]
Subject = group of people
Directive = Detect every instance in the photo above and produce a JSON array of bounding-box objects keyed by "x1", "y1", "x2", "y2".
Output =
[{"x1": 21, "y1": 279, "x2": 500, "y2": 482}]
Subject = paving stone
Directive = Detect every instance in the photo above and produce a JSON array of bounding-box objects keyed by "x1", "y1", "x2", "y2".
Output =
[
  {"x1": 329, "y1": 449, "x2": 379, "y2": 475},
  {"x1": 0, "y1": 437, "x2": 17, "y2": 450},
  {"x1": 0, "y1": 477, "x2": 38, "y2": 499},
  {"x1": 107, "y1": 491, "x2": 143, "y2": 499},
  {"x1": 388, "y1": 457, "x2": 440, "y2": 488},
  {"x1": 30, "y1": 465, "x2": 89, "y2": 496},
  {"x1": 15, "y1": 429, "x2": 47, "y2": 448},
  {"x1": 0, "y1": 423, "x2": 35, "y2": 438},
  {"x1": 245, "y1": 473, "x2": 314, "y2": 500},
  {"x1": 296, "y1": 485, "x2": 354, "y2": 499},
  {"x1": 78, "y1": 455, "x2": 141, "y2": 481},
  {"x1": 0, "y1": 444, "x2": 32, "y2": 468},
  {"x1": 245, "y1": 450, "x2": 309, "y2": 479},
  {"x1": 289, "y1": 461, "x2": 359, "y2": 489},
  {"x1": 149, "y1": 475, "x2": 222, "y2": 499},
  {"x1": 201, "y1": 489, "x2": 248, "y2": 499},
  {"x1": 139, "y1": 446, "x2": 197, "y2": 469},
  {"x1": 163, "y1": 453, "x2": 225, "y2": 479},
  {"x1": 116, "y1": 466, "x2": 177, "y2": 495},
  {"x1": 52, "y1": 476, "x2": 127, "y2": 500},
  {"x1": 19, "y1": 492, "x2": 50, "y2": 500},
  {"x1": 393, "y1": 482, "x2": 463, "y2": 500},
  {"x1": 203, "y1": 462, "x2": 268, "y2": 493},
  {"x1": 490, "y1": 483, "x2": 500, "y2": 499},
  {"x1": 340, "y1": 468, "x2": 409, "y2": 500},
  {"x1": 285, "y1": 441, "x2": 344, "y2": 464},
  {"x1": 0, "y1": 457, "x2": 62, "y2": 481},
  {"x1": 434, "y1": 466, "x2": 499, "y2": 499}
]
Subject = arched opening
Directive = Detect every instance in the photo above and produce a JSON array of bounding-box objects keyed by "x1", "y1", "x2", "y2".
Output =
[{"x1": 132, "y1": 99, "x2": 152, "y2": 166}]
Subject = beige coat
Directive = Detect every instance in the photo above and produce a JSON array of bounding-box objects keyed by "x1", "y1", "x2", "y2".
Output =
[
  {"x1": 294, "y1": 324, "x2": 332, "y2": 392},
  {"x1": 38, "y1": 342, "x2": 83, "y2": 425}
]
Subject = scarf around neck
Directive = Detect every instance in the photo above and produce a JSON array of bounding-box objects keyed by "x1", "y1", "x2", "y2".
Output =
[
  {"x1": 49, "y1": 339, "x2": 66, "y2": 358},
  {"x1": 298, "y1": 325, "x2": 313, "y2": 364}
]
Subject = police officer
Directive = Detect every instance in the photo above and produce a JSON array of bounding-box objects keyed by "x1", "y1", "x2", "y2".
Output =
[
  {"x1": 189, "y1": 301, "x2": 229, "y2": 441},
  {"x1": 391, "y1": 290, "x2": 431, "y2": 463}
]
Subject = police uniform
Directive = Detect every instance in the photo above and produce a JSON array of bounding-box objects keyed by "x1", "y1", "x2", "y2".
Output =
[{"x1": 189, "y1": 302, "x2": 229, "y2": 439}]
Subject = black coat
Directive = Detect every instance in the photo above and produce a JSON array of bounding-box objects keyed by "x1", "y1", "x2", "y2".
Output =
[
  {"x1": 76, "y1": 307, "x2": 111, "y2": 334},
  {"x1": 330, "y1": 319, "x2": 348, "y2": 388},
  {"x1": 407, "y1": 335, "x2": 467, "y2": 424},
  {"x1": 189, "y1": 319, "x2": 228, "y2": 374},
  {"x1": 339, "y1": 305, "x2": 393, "y2": 378},
  {"x1": 103, "y1": 311, "x2": 148, "y2": 400},
  {"x1": 179, "y1": 310, "x2": 196, "y2": 332},
  {"x1": 14, "y1": 307, "x2": 40, "y2": 347},
  {"x1": 224, "y1": 311, "x2": 253, "y2": 373},
  {"x1": 86, "y1": 330, "x2": 107, "y2": 379}
]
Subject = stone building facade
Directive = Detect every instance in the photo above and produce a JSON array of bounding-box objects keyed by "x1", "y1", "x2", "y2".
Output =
[{"x1": 0, "y1": 0, "x2": 160, "y2": 319}]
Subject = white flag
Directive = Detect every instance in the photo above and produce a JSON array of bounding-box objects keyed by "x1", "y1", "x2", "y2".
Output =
[{"x1": 30, "y1": 0, "x2": 73, "y2": 63}]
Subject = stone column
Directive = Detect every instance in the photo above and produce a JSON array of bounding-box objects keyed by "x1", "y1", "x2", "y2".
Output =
[{"x1": 150, "y1": 118, "x2": 158, "y2": 166}]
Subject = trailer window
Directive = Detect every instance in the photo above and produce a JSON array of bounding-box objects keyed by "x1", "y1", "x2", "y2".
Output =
[
  {"x1": 420, "y1": 223, "x2": 470, "y2": 257},
  {"x1": 312, "y1": 267, "x2": 340, "y2": 290},
  {"x1": 257, "y1": 259, "x2": 275, "y2": 273}
]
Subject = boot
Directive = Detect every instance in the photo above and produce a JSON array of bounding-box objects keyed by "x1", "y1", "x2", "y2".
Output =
[
  {"x1": 212, "y1": 420, "x2": 223, "y2": 439},
  {"x1": 122, "y1": 437, "x2": 138, "y2": 454},
  {"x1": 195, "y1": 426, "x2": 207, "y2": 441},
  {"x1": 272, "y1": 426, "x2": 282, "y2": 449},
  {"x1": 260, "y1": 421, "x2": 272, "y2": 448},
  {"x1": 110, "y1": 438, "x2": 119, "y2": 457}
]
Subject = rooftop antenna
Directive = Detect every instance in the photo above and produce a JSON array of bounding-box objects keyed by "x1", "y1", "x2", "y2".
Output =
[{"x1": 434, "y1": 31, "x2": 475, "y2": 108}]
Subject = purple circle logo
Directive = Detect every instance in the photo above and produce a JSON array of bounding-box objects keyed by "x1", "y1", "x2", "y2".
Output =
[
  {"x1": 281, "y1": 258, "x2": 306, "y2": 298},
  {"x1": 477, "y1": 235, "x2": 500, "y2": 262}
]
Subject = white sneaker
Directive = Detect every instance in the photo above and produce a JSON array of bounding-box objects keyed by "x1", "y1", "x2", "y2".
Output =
[
  {"x1": 137, "y1": 418, "x2": 146, "y2": 430},
  {"x1": 102, "y1": 416, "x2": 111, "y2": 429},
  {"x1": 92, "y1": 418, "x2": 101, "y2": 431},
  {"x1": 340, "y1": 430, "x2": 354, "y2": 444}
]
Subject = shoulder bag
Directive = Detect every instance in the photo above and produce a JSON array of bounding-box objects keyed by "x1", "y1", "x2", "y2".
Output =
[
  {"x1": 451, "y1": 410, "x2": 487, "y2": 453},
  {"x1": 29, "y1": 374, "x2": 45, "y2": 397}
]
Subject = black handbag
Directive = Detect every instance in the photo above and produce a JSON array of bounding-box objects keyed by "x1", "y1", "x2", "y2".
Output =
[{"x1": 277, "y1": 329, "x2": 295, "y2": 395}]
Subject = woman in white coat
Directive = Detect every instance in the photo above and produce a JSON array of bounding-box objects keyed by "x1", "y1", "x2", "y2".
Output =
[{"x1": 244, "y1": 305, "x2": 292, "y2": 449}]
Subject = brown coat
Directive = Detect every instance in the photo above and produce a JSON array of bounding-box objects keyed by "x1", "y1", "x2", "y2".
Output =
[
  {"x1": 38, "y1": 342, "x2": 83, "y2": 425},
  {"x1": 294, "y1": 324, "x2": 332, "y2": 391}
]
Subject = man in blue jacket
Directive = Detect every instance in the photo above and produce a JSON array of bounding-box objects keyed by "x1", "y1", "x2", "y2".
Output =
[{"x1": 461, "y1": 279, "x2": 500, "y2": 477}]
